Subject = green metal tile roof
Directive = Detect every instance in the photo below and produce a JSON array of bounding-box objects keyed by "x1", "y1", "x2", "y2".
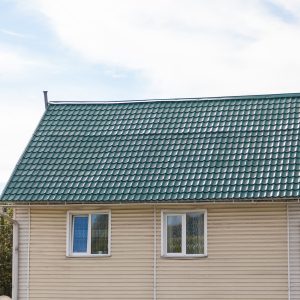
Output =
[{"x1": 1, "y1": 93, "x2": 300, "y2": 202}]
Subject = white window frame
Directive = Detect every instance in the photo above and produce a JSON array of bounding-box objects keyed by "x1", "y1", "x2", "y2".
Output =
[
  {"x1": 161, "y1": 209, "x2": 207, "y2": 258},
  {"x1": 66, "y1": 210, "x2": 111, "y2": 257}
]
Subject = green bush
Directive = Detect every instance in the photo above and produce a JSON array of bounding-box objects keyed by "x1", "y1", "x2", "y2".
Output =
[{"x1": 0, "y1": 208, "x2": 12, "y2": 297}]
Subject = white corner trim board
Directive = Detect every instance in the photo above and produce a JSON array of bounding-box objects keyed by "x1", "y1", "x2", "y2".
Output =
[{"x1": 287, "y1": 204, "x2": 300, "y2": 300}]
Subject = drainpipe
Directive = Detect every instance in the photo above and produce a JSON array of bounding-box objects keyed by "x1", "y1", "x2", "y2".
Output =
[
  {"x1": 0, "y1": 208, "x2": 19, "y2": 300},
  {"x1": 153, "y1": 205, "x2": 157, "y2": 300}
]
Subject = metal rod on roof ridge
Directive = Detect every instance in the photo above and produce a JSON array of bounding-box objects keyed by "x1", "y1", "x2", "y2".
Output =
[{"x1": 43, "y1": 91, "x2": 48, "y2": 109}]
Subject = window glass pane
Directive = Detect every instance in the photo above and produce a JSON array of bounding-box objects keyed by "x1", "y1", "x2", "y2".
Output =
[
  {"x1": 73, "y1": 215, "x2": 88, "y2": 253},
  {"x1": 91, "y1": 214, "x2": 109, "y2": 254},
  {"x1": 167, "y1": 215, "x2": 182, "y2": 253},
  {"x1": 186, "y1": 212, "x2": 204, "y2": 254}
]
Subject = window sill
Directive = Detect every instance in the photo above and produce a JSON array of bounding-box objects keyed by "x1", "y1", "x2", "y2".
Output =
[
  {"x1": 66, "y1": 254, "x2": 111, "y2": 258},
  {"x1": 161, "y1": 254, "x2": 208, "y2": 260}
]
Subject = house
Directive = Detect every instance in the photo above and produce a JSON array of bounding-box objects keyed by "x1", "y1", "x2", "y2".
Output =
[{"x1": 1, "y1": 93, "x2": 300, "y2": 300}]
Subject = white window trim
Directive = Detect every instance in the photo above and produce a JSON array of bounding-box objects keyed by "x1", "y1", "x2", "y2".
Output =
[
  {"x1": 66, "y1": 210, "x2": 111, "y2": 257},
  {"x1": 161, "y1": 209, "x2": 207, "y2": 258}
]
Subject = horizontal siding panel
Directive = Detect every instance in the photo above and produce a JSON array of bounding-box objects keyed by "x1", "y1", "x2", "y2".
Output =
[
  {"x1": 28, "y1": 204, "x2": 288, "y2": 300},
  {"x1": 157, "y1": 204, "x2": 288, "y2": 300},
  {"x1": 29, "y1": 206, "x2": 154, "y2": 300}
]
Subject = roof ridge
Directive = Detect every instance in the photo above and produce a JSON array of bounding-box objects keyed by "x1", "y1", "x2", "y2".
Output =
[{"x1": 48, "y1": 92, "x2": 300, "y2": 105}]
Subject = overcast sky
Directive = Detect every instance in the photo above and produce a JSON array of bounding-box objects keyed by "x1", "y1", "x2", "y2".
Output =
[{"x1": 1, "y1": 0, "x2": 300, "y2": 192}]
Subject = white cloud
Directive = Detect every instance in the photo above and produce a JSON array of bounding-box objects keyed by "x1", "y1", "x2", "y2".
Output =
[
  {"x1": 0, "y1": 101, "x2": 43, "y2": 185},
  {"x1": 23, "y1": 0, "x2": 300, "y2": 97},
  {"x1": 0, "y1": 44, "x2": 53, "y2": 79},
  {"x1": 273, "y1": 0, "x2": 300, "y2": 13},
  {"x1": 0, "y1": 46, "x2": 32, "y2": 77},
  {"x1": 0, "y1": 28, "x2": 34, "y2": 39}
]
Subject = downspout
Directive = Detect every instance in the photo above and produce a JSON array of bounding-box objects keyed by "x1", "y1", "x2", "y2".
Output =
[
  {"x1": 287, "y1": 204, "x2": 290, "y2": 300},
  {"x1": 153, "y1": 205, "x2": 157, "y2": 300},
  {"x1": 1, "y1": 208, "x2": 19, "y2": 300},
  {"x1": 27, "y1": 208, "x2": 30, "y2": 300}
]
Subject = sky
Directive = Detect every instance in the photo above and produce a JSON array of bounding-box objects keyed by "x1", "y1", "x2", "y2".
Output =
[{"x1": 1, "y1": 0, "x2": 300, "y2": 192}]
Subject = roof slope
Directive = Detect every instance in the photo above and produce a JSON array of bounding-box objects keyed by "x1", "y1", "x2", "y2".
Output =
[{"x1": 1, "y1": 94, "x2": 300, "y2": 202}]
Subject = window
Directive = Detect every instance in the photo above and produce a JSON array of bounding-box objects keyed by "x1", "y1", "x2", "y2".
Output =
[
  {"x1": 67, "y1": 211, "x2": 111, "y2": 256},
  {"x1": 162, "y1": 210, "x2": 207, "y2": 257}
]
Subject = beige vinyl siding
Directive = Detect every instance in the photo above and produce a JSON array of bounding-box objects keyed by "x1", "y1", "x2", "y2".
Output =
[
  {"x1": 288, "y1": 204, "x2": 300, "y2": 300},
  {"x1": 25, "y1": 203, "x2": 288, "y2": 300},
  {"x1": 14, "y1": 207, "x2": 30, "y2": 300},
  {"x1": 29, "y1": 206, "x2": 154, "y2": 300},
  {"x1": 156, "y1": 204, "x2": 288, "y2": 300}
]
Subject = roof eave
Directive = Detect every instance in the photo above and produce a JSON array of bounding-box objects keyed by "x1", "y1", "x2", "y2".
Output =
[{"x1": 1, "y1": 196, "x2": 299, "y2": 206}]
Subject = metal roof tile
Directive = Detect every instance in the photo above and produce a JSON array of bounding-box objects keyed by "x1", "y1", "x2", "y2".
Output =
[{"x1": 1, "y1": 94, "x2": 300, "y2": 202}]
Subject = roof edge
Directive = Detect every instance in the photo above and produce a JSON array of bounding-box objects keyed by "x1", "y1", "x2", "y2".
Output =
[
  {"x1": 48, "y1": 92, "x2": 300, "y2": 105},
  {"x1": 1, "y1": 196, "x2": 300, "y2": 205}
]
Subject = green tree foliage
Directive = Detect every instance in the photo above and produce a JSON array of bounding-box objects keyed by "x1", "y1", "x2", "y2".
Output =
[{"x1": 0, "y1": 208, "x2": 13, "y2": 297}]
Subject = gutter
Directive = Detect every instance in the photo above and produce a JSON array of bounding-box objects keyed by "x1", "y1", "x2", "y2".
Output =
[
  {"x1": 0, "y1": 208, "x2": 19, "y2": 300},
  {"x1": 2, "y1": 196, "x2": 300, "y2": 207}
]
